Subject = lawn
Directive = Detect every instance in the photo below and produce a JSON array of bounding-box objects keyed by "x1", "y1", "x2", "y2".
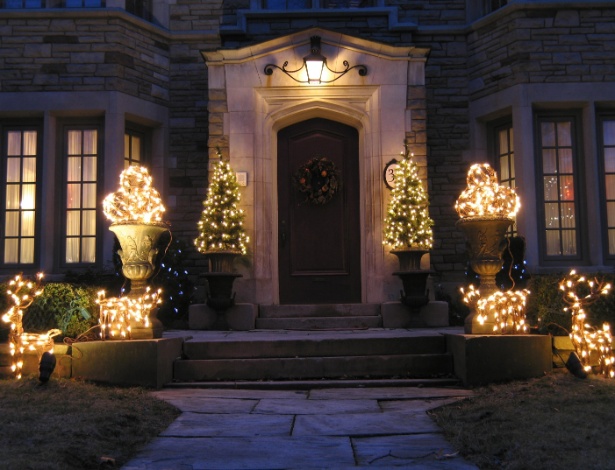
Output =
[
  {"x1": 0, "y1": 377, "x2": 179, "y2": 469},
  {"x1": 429, "y1": 368, "x2": 615, "y2": 469}
]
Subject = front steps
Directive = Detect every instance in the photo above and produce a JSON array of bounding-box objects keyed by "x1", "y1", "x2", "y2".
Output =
[
  {"x1": 171, "y1": 329, "x2": 456, "y2": 382},
  {"x1": 256, "y1": 304, "x2": 382, "y2": 330}
]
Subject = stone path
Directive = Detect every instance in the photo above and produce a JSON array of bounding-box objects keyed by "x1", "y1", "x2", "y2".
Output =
[{"x1": 123, "y1": 386, "x2": 477, "y2": 469}]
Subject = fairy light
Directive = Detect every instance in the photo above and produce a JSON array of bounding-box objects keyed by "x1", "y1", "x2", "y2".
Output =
[
  {"x1": 383, "y1": 145, "x2": 434, "y2": 250},
  {"x1": 1, "y1": 273, "x2": 61, "y2": 379},
  {"x1": 195, "y1": 151, "x2": 249, "y2": 254},
  {"x1": 461, "y1": 284, "x2": 529, "y2": 334},
  {"x1": 559, "y1": 270, "x2": 614, "y2": 378},
  {"x1": 103, "y1": 166, "x2": 166, "y2": 224},
  {"x1": 97, "y1": 287, "x2": 162, "y2": 340},
  {"x1": 455, "y1": 163, "x2": 520, "y2": 219}
]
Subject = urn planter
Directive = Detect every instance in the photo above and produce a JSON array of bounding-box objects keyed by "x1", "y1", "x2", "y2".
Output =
[
  {"x1": 109, "y1": 221, "x2": 170, "y2": 338},
  {"x1": 456, "y1": 216, "x2": 513, "y2": 334},
  {"x1": 391, "y1": 248, "x2": 430, "y2": 312},
  {"x1": 201, "y1": 250, "x2": 242, "y2": 316}
]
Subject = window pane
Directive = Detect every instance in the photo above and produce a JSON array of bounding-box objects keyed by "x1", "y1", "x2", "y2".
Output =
[
  {"x1": 20, "y1": 239, "x2": 34, "y2": 264},
  {"x1": 543, "y1": 177, "x2": 558, "y2": 201},
  {"x1": 81, "y1": 238, "x2": 96, "y2": 263},
  {"x1": 606, "y1": 175, "x2": 615, "y2": 200},
  {"x1": 66, "y1": 184, "x2": 81, "y2": 208},
  {"x1": 67, "y1": 130, "x2": 81, "y2": 155},
  {"x1": 560, "y1": 176, "x2": 574, "y2": 201},
  {"x1": 557, "y1": 122, "x2": 572, "y2": 146},
  {"x1": 67, "y1": 157, "x2": 81, "y2": 181},
  {"x1": 500, "y1": 156, "x2": 509, "y2": 180},
  {"x1": 23, "y1": 131, "x2": 37, "y2": 155},
  {"x1": 4, "y1": 240, "x2": 18, "y2": 263},
  {"x1": 83, "y1": 130, "x2": 97, "y2": 154},
  {"x1": 541, "y1": 122, "x2": 556, "y2": 147},
  {"x1": 608, "y1": 201, "x2": 615, "y2": 225},
  {"x1": 562, "y1": 230, "x2": 577, "y2": 255},
  {"x1": 605, "y1": 148, "x2": 615, "y2": 173},
  {"x1": 5, "y1": 212, "x2": 19, "y2": 236},
  {"x1": 82, "y1": 211, "x2": 96, "y2": 236},
  {"x1": 22, "y1": 157, "x2": 36, "y2": 182},
  {"x1": 21, "y1": 211, "x2": 35, "y2": 236},
  {"x1": 546, "y1": 231, "x2": 561, "y2": 256},
  {"x1": 124, "y1": 134, "x2": 130, "y2": 159},
  {"x1": 542, "y1": 149, "x2": 556, "y2": 173},
  {"x1": 499, "y1": 129, "x2": 509, "y2": 154},
  {"x1": 82, "y1": 183, "x2": 97, "y2": 208},
  {"x1": 5, "y1": 186, "x2": 20, "y2": 209},
  {"x1": 545, "y1": 203, "x2": 560, "y2": 228},
  {"x1": 83, "y1": 157, "x2": 97, "y2": 181},
  {"x1": 610, "y1": 229, "x2": 615, "y2": 255},
  {"x1": 66, "y1": 211, "x2": 80, "y2": 236},
  {"x1": 6, "y1": 158, "x2": 20, "y2": 182},
  {"x1": 559, "y1": 149, "x2": 573, "y2": 173},
  {"x1": 66, "y1": 238, "x2": 80, "y2": 263},
  {"x1": 21, "y1": 184, "x2": 36, "y2": 209},
  {"x1": 604, "y1": 121, "x2": 615, "y2": 146},
  {"x1": 7, "y1": 131, "x2": 21, "y2": 156},
  {"x1": 560, "y1": 203, "x2": 576, "y2": 228}
]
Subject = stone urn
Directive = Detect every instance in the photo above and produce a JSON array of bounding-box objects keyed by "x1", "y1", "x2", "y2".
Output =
[
  {"x1": 201, "y1": 250, "x2": 242, "y2": 313},
  {"x1": 391, "y1": 248, "x2": 431, "y2": 312},
  {"x1": 109, "y1": 221, "x2": 170, "y2": 338},
  {"x1": 456, "y1": 216, "x2": 513, "y2": 333}
]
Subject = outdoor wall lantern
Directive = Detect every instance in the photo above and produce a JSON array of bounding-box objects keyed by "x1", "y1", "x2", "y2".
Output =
[{"x1": 264, "y1": 36, "x2": 367, "y2": 84}]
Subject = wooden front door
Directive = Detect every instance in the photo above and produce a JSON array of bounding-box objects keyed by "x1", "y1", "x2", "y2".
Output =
[{"x1": 278, "y1": 118, "x2": 361, "y2": 304}]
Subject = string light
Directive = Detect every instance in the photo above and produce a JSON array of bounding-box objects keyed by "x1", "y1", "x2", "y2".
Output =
[
  {"x1": 97, "y1": 287, "x2": 162, "y2": 340},
  {"x1": 383, "y1": 145, "x2": 434, "y2": 250},
  {"x1": 1, "y1": 273, "x2": 61, "y2": 379},
  {"x1": 195, "y1": 151, "x2": 249, "y2": 254},
  {"x1": 559, "y1": 270, "x2": 614, "y2": 378},
  {"x1": 455, "y1": 163, "x2": 520, "y2": 219},
  {"x1": 461, "y1": 284, "x2": 529, "y2": 334},
  {"x1": 103, "y1": 166, "x2": 166, "y2": 224}
]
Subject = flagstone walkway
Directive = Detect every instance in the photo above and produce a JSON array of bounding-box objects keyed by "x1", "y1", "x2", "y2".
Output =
[{"x1": 123, "y1": 385, "x2": 477, "y2": 469}]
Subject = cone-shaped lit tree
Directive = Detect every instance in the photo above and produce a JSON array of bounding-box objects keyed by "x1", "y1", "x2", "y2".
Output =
[
  {"x1": 383, "y1": 142, "x2": 434, "y2": 310},
  {"x1": 195, "y1": 149, "x2": 249, "y2": 312}
]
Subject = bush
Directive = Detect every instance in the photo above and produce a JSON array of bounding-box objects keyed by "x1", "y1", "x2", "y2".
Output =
[{"x1": 526, "y1": 273, "x2": 615, "y2": 334}]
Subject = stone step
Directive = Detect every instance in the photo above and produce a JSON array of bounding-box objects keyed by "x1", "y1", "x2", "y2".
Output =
[
  {"x1": 255, "y1": 315, "x2": 382, "y2": 330},
  {"x1": 174, "y1": 353, "x2": 453, "y2": 381},
  {"x1": 171, "y1": 329, "x2": 455, "y2": 382},
  {"x1": 259, "y1": 304, "x2": 381, "y2": 318}
]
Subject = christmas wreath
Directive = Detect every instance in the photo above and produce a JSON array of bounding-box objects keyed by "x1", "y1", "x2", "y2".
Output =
[{"x1": 293, "y1": 157, "x2": 340, "y2": 205}]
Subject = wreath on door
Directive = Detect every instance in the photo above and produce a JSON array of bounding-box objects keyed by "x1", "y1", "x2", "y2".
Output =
[{"x1": 293, "y1": 157, "x2": 340, "y2": 205}]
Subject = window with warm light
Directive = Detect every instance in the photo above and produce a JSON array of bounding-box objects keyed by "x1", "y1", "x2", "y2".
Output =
[
  {"x1": 1, "y1": 127, "x2": 40, "y2": 265},
  {"x1": 536, "y1": 113, "x2": 582, "y2": 261},
  {"x1": 491, "y1": 120, "x2": 516, "y2": 235},
  {"x1": 64, "y1": 126, "x2": 99, "y2": 264},
  {"x1": 599, "y1": 115, "x2": 615, "y2": 259}
]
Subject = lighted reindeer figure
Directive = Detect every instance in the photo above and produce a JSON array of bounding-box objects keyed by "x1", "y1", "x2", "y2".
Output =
[
  {"x1": 559, "y1": 270, "x2": 614, "y2": 378},
  {"x1": 1, "y1": 273, "x2": 61, "y2": 379}
]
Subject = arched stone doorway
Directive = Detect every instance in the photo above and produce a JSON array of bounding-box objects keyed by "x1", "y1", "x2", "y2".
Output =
[{"x1": 202, "y1": 28, "x2": 429, "y2": 306}]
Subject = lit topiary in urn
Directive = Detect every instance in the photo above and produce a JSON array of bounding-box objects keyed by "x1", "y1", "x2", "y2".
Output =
[
  {"x1": 194, "y1": 150, "x2": 249, "y2": 312},
  {"x1": 456, "y1": 163, "x2": 521, "y2": 334},
  {"x1": 383, "y1": 143, "x2": 434, "y2": 310},
  {"x1": 102, "y1": 166, "x2": 169, "y2": 338}
]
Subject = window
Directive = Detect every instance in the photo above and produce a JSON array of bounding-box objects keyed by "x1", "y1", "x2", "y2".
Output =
[
  {"x1": 64, "y1": 0, "x2": 104, "y2": 6},
  {"x1": 124, "y1": 130, "x2": 143, "y2": 169},
  {"x1": 536, "y1": 114, "x2": 582, "y2": 261},
  {"x1": 262, "y1": 0, "x2": 373, "y2": 9},
  {"x1": 64, "y1": 127, "x2": 100, "y2": 265},
  {"x1": 492, "y1": 121, "x2": 516, "y2": 234},
  {"x1": 1, "y1": 0, "x2": 43, "y2": 7},
  {"x1": 599, "y1": 115, "x2": 615, "y2": 259},
  {"x1": 1, "y1": 127, "x2": 40, "y2": 265}
]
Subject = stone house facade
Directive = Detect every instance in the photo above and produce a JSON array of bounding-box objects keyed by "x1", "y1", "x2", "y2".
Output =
[{"x1": 1, "y1": 1, "x2": 614, "y2": 308}]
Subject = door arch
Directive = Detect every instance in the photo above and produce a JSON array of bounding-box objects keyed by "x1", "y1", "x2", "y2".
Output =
[{"x1": 277, "y1": 118, "x2": 361, "y2": 304}]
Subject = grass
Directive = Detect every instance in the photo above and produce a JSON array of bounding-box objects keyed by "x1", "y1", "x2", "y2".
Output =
[
  {"x1": 429, "y1": 368, "x2": 615, "y2": 469},
  {"x1": 0, "y1": 377, "x2": 180, "y2": 470}
]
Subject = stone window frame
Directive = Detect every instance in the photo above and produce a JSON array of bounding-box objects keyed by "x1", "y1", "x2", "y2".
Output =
[{"x1": 597, "y1": 111, "x2": 615, "y2": 264}]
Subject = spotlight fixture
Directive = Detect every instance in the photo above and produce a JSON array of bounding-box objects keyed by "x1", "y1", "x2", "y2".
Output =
[{"x1": 264, "y1": 36, "x2": 367, "y2": 85}]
